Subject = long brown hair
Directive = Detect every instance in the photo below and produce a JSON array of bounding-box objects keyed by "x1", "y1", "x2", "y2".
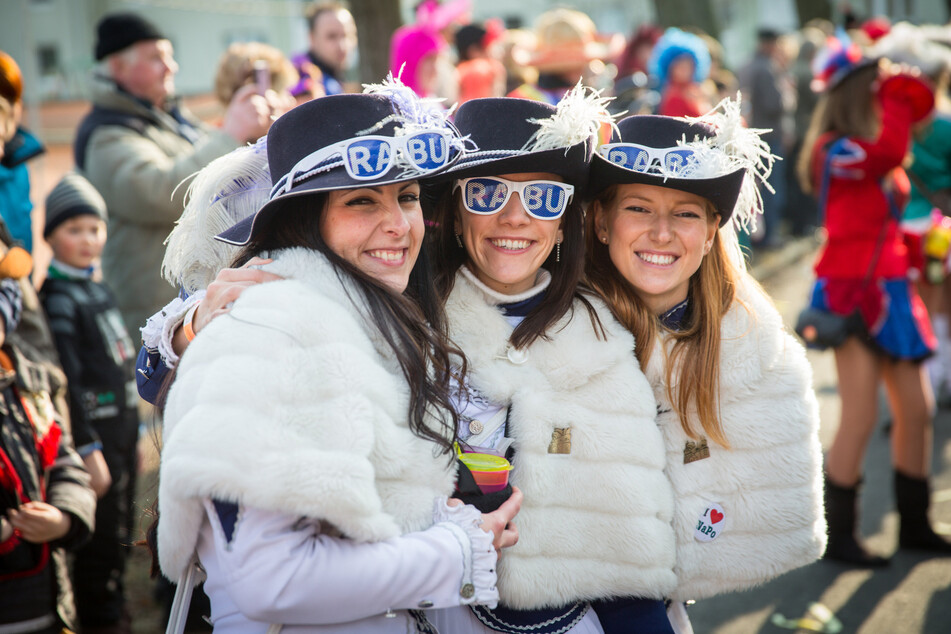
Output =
[
  {"x1": 428, "y1": 182, "x2": 604, "y2": 349},
  {"x1": 583, "y1": 185, "x2": 738, "y2": 448},
  {"x1": 797, "y1": 63, "x2": 881, "y2": 195}
]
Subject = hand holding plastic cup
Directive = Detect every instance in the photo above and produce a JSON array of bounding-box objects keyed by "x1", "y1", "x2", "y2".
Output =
[{"x1": 457, "y1": 446, "x2": 513, "y2": 494}]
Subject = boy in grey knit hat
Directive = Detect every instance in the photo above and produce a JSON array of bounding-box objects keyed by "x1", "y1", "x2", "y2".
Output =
[{"x1": 41, "y1": 171, "x2": 139, "y2": 633}]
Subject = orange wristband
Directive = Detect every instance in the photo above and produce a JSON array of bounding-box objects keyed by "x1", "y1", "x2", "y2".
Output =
[{"x1": 182, "y1": 303, "x2": 200, "y2": 342}]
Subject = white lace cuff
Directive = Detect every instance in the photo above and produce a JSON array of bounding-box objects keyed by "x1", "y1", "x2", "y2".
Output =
[
  {"x1": 432, "y1": 497, "x2": 498, "y2": 608},
  {"x1": 139, "y1": 291, "x2": 205, "y2": 369}
]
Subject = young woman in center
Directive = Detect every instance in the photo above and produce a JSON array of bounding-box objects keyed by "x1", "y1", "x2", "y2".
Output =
[
  {"x1": 425, "y1": 92, "x2": 678, "y2": 633},
  {"x1": 584, "y1": 104, "x2": 826, "y2": 621}
]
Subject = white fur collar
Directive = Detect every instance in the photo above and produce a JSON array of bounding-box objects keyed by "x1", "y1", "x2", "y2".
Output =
[
  {"x1": 458, "y1": 265, "x2": 552, "y2": 305},
  {"x1": 645, "y1": 274, "x2": 782, "y2": 398}
]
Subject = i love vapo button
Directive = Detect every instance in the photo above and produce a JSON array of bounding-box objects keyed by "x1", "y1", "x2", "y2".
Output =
[{"x1": 694, "y1": 502, "x2": 726, "y2": 542}]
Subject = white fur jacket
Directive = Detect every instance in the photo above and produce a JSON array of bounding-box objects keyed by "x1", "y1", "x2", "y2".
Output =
[
  {"x1": 445, "y1": 270, "x2": 678, "y2": 610},
  {"x1": 158, "y1": 247, "x2": 458, "y2": 581},
  {"x1": 646, "y1": 274, "x2": 827, "y2": 601}
]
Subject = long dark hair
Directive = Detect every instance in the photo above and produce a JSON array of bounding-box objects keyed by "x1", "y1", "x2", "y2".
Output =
[
  {"x1": 427, "y1": 182, "x2": 604, "y2": 349},
  {"x1": 232, "y1": 193, "x2": 461, "y2": 455}
]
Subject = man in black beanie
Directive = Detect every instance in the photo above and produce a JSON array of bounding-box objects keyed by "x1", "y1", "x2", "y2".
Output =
[{"x1": 74, "y1": 12, "x2": 280, "y2": 338}]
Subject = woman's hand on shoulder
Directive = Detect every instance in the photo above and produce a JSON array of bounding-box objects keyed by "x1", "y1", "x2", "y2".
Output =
[
  {"x1": 194, "y1": 257, "x2": 284, "y2": 333},
  {"x1": 172, "y1": 258, "x2": 284, "y2": 356}
]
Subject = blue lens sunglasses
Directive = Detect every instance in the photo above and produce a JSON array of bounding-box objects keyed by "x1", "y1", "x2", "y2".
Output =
[{"x1": 454, "y1": 176, "x2": 575, "y2": 220}]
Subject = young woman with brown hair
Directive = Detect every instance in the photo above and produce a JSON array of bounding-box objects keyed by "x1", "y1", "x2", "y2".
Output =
[
  {"x1": 585, "y1": 104, "x2": 826, "y2": 619},
  {"x1": 423, "y1": 91, "x2": 678, "y2": 634}
]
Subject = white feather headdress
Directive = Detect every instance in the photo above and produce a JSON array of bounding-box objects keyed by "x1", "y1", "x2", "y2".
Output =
[
  {"x1": 162, "y1": 138, "x2": 270, "y2": 294},
  {"x1": 674, "y1": 95, "x2": 776, "y2": 235},
  {"x1": 523, "y1": 81, "x2": 618, "y2": 153}
]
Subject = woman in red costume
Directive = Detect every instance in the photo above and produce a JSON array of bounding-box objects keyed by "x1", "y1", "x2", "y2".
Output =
[{"x1": 798, "y1": 33, "x2": 951, "y2": 566}]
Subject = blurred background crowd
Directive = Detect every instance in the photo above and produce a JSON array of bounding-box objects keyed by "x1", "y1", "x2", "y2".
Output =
[
  {"x1": 2, "y1": 0, "x2": 951, "y2": 632},
  {"x1": 3, "y1": 0, "x2": 951, "y2": 276}
]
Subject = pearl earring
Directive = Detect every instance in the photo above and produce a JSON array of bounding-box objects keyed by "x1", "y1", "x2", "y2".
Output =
[
  {"x1": 556, "y1": 241, "x2": 561, "y2": 263},
  {"x1": 455, "y1": 233, "x2": 464, "y2": 248}
]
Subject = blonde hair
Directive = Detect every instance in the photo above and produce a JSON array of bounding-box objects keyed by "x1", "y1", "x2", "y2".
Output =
[
  {"x1": 584, "y1": 185, "x2": 738, "y2": 448},
  {"x1": 214, "y1": 42, "x2": 298, "y2": 106},
  {"x1": 797, "y1": 63, "x2": 881, "y2": 194}
]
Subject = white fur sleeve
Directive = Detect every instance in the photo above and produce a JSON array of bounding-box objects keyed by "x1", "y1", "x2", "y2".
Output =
[{"x1": 199, "y1": 500, "x2": 498, "y2": 625}]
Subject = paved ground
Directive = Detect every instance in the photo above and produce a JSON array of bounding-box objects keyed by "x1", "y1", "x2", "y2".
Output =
[{"x1": 688, "y1": 239, "x2": 951, "y2": 634}]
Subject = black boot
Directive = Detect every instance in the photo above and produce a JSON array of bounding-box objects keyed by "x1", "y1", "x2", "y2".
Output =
[
  {"x1": 895, "y1": 470, "x2": 951, "y2": 554},
  {"x1": 823, "y1": 475, "x2": 890, "y2": 567}
]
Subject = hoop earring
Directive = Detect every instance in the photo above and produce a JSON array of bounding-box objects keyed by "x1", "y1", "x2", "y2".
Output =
[
  {"x1": 556, "y1": 241, "x2": 561, "y2": 263},
  {"x1": 455, "y1": 233, "x2": 464, "y2": 248}
]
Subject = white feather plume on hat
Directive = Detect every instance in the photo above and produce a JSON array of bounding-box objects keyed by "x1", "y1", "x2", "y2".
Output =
[
  {"x1": 163, "y1": 138, "x2": 270, "y2": 294},
  {"x1": 675, "y1": 95, "x2": 776, "y2": 236},
  {"x1": 522, "y1": 81, "x2": 617, "y2": 153}
]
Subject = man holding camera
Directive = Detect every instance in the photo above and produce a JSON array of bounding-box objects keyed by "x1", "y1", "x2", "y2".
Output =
[{"x1": 75, "y1": 12, "x2": 275, "y2": 336}]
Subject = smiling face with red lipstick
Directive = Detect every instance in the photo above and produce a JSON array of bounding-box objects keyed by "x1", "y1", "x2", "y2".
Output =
[
  {"x1": 319, "y1": 181, "x2": 424, "y2": 293},
  {"x1": 594, "y1": 182, "x2": 718, "y2": 315},
  {"x1": 455, "y1": 172, "x2": 565, "y2": 295}
]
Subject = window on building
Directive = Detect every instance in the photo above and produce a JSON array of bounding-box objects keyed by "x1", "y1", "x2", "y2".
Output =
[{"x1": 37, "y1": 44, "x2": 59, "y2": 76}]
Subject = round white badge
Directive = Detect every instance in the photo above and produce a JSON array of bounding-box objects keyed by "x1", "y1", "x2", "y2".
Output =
[
  {"x1": 506, "y1": 346, "x2": 529, "y2": 365},
  {"x1": 694, "y1": 503, "x2": 726, "y2": 542}
]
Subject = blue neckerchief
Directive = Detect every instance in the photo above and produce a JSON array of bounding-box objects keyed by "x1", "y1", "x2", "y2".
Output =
[
  {"x1": 660, "y1": 298, "x2": 690, "y2": 331},
  {"x1": 500, "y1": 288, "x2": 546, "y2": 317},
  {"x1": 167, "y1": 104, "x2": 201, "y2": 144}
]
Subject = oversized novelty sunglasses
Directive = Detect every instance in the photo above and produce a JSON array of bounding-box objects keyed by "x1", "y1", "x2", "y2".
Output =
[
  {"x1": 453, "y1": 177, "x2": 575, "y2": 220},
  {"x1": 271, "y1": 129, "x2": 456, "y2": 198},
  {"x1": 599, "y1": 143, "x2": 698, "y2": 176}
]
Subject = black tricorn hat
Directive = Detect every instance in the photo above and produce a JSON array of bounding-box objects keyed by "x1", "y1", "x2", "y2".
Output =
[
  {"x1": 217, "y1": 92, "x2": 462, "y2": 246},
  {"x1": 435, "y1": 97, "x2": 594, "y2": 189},
  {"x1": 587, "y1": 115, "x2": 745, "y2": 226}
]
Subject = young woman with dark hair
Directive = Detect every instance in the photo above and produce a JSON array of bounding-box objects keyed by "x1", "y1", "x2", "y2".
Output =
[
  {"x1": 153, "y1": 86, "x2": 521, "y2": 632},
  {"x1": 425, "y1": 92, "x2": 678, "y2": 634}
]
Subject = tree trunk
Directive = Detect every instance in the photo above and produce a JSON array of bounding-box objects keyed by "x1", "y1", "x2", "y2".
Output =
[
  {"x1": 795, "y1": 0, "x2": 833, "y2": 25},
  {"x1": 653, "y1": 0, "x2": 719, "y2": 38},
  {"x1": 349, "y1": 0, "x2": 403, "y2": 84}
]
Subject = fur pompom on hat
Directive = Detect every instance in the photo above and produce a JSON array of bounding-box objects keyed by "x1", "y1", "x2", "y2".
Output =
[{"x1": 44, "y1": 171, "x2": 107, "y2": 237}]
